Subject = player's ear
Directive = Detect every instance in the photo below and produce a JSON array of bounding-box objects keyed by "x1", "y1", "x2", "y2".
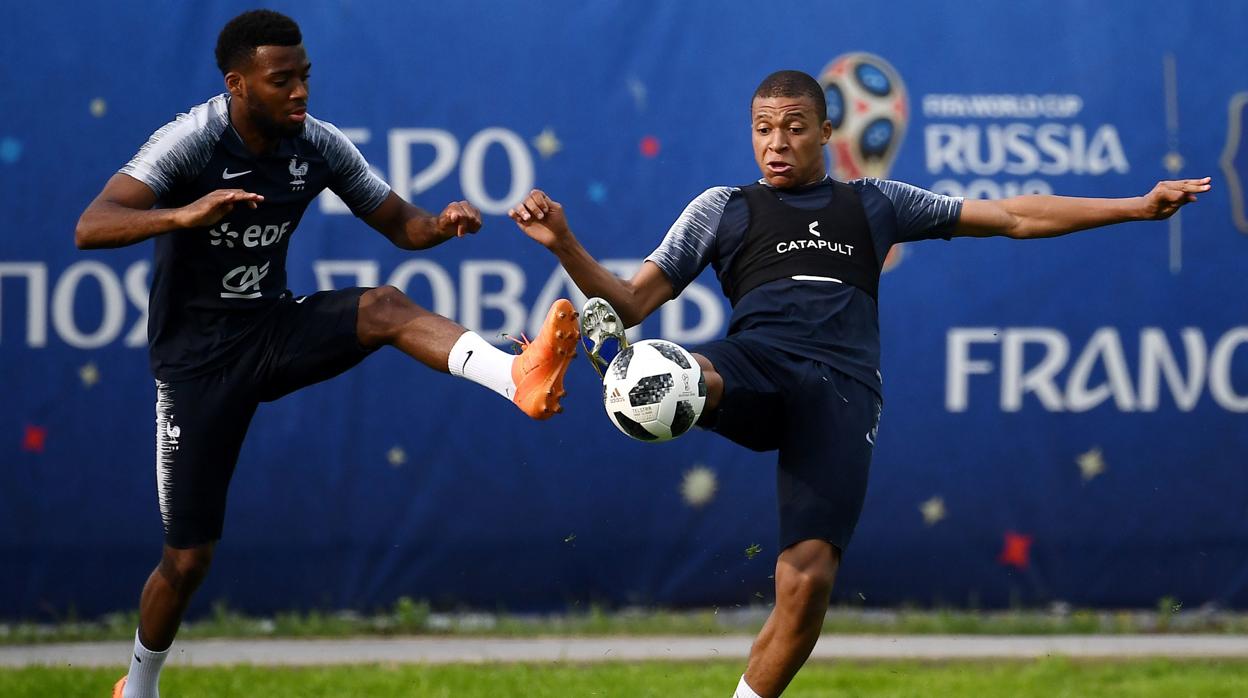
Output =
[
  {"x1": 225, "y1": 71, "x2": 245, "y2": 99},
  {"x1": 821, "y1": 119, "x2": 832, "y2": 145}
]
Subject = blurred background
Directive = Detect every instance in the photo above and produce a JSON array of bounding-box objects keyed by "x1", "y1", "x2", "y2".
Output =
[{"x1": 1, "y1": 1, "x2": 1245, "y2": 623}]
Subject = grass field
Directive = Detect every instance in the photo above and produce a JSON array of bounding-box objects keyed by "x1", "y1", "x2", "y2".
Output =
[{"x1": 6, "y1": 659, "x2": 1248, "y2": 697}]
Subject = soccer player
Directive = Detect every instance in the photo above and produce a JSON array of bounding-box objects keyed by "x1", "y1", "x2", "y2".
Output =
[
  {"x1": 509, "y1": 70, "x2": 1209, "y2": 697},
  {"x1": 77, "y1": 11, "x2": 580, "y2": 698}
]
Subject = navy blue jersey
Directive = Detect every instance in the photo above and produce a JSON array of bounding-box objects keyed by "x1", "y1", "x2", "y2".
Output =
[
  {"x1": 119, "y1": 94, "x2": 391, "y2": 380},
  {"x1": 646, "y1": 176, "x2": 962, "y2": 396}
]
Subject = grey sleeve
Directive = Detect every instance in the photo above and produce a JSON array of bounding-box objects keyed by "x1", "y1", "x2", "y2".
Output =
[
  {"x1": 303, "y1": 117, "x2": 391, "y2": 217},
  {"x1": 865, "y1": 178, "x2": 964, "y2": 242},
  {"x1": 118, "y1": 98, "x2": 226, "y2": 199},
  {"x1": 644, "y1": 186, "x2": 735, "y2": 293}
]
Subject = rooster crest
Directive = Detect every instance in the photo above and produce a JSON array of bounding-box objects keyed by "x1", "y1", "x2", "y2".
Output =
[{"x1": 288, "y1": 157, "x2": 308, "y2": 187}]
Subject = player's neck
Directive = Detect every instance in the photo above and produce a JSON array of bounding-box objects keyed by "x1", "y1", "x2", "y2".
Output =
[{"x1": 228, "y1": 98, "x2": 279, "y2": 156}]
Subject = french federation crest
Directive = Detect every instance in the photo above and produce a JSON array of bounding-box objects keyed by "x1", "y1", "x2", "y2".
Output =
[
  {"x1": 288, "y1": 156, "x2": 308, "y2": 190},
  {"x1": 1220, "y1": 92, "x2": 1248, "y2": 234}
]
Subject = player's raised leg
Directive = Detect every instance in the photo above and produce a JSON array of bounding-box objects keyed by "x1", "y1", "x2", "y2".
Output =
[{"x1": 356, "y1": 286, "x2": 579, "y2": 419}]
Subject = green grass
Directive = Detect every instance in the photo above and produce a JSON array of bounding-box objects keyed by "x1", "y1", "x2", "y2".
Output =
[
  {"x1": 6, "y1": 659, "x2": 1248, "y2": 697},
  {"x1": 5, "y1": 597, "x2": 1248, "y2": 645}
]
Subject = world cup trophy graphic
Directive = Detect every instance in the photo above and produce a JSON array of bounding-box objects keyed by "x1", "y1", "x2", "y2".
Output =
[
  {"x1": 819, "y1": 52, "x2": 910, "y2": 269},
  {"x1": 819, "y1": 52, "x2": 909, "y2": 180}
]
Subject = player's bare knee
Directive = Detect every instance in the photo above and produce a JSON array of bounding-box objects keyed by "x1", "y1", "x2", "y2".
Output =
[
  {"x1": 777, "y1": 566, "x2": 835, "y2": 608},
  {"x1": 693, "y1": 353, "x2": 724, "y2": 405},
  {"x1": 778, "y1": 544, "x2": 839, "y2": 606},
  {"x1": 360, "y1": 285, "x2": 411, "y2": 316},
  {"x1": 693, "y1": 353, "x2": 715, "y2": 375},
  {"x1": 159, "y1": 545, "x2": 215, "y2": 592},
  {"x1": 358, "y1": 285, "x2": 421, "y2": 343}
]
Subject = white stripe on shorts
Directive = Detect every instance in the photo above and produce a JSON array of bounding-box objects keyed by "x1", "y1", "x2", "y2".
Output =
[{"x1": 154, "y1": 380, "x2": 177, "y2": 532}]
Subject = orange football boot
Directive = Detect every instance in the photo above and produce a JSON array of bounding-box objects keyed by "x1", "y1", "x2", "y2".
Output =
[
  {"x1": 112, "y1": 675, "x2": 127, "y2": 697},
  {"x1": 511, "y1": 299, "x2": 579, "y2": 419}
]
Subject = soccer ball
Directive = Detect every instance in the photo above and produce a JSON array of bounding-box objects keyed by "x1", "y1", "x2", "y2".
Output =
[
  {"x1": 818, "y1": 52, "x2": 909, "y2": 181},
  {"x1": 603, "y1": 339, "x2": 706, "y2": 442}
]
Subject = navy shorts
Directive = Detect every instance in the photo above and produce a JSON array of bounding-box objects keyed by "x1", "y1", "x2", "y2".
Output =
[
  {"x1": 695, "y1": 332, "x2": 882, "y2": 553},
  {"x1": 154, "y1": 288, "x2": 375, "y2": 548}
]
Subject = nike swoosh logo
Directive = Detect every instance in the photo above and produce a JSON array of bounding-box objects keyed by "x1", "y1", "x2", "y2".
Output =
[
  {"x1": 134, "y1": 654, "x2": 143, "y2": 663},
  {"x1": 222, "y1": 169, "x2": 252, "y2": 180},
  {"x1": 461, "y1": 350, "x2": 474, "y2": 373}
]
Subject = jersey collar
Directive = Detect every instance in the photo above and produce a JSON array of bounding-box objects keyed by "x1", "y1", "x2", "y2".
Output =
[
  {"x1": 221, "y1": 94, "x2": 307, "y2": 160},
  {"x1": 757, "y1": 174, "x2": 835, "y2": 193}
]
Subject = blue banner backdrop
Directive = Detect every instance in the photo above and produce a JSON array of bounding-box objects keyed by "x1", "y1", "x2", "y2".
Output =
[{"x1": 1, "y1": 1, "x2": 1246, "y2": 618}]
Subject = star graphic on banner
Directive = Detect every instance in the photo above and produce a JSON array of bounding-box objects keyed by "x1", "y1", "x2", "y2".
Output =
[
  {"x1": 640, "y1": 135, "x2": 661, "y2": 158},
  {"x1": 1163, "y1": 151, "x2": 1184, "y2": 174},
  {"x1": 587, "y1": 181, "x2": 607, "y2": 204},
  {"x1": 22, "y1": 425, "x2": 47, "y2": 453},
  {"x1": 386, "y1": 446, "x2": 407, "y2": 468},
  {"x1": 680, "y1": 464, "x2": 718, "y2": 508},
  {"x1": 1076, "y1": 447, "x2": 1106, "y2": 482},
  {"x1": 998, "y1": 531, "x2": 1033, "y2": 569},
  {"x1": 626, "y1": 77, "x2": 648, "y2": 112},
  {"x1": 79, "y1": 362, "x2": 100, "y2": 388},
  {"x1": 919, "y1": 496, "x2": 946, "y2": 526},
  {"x1": 532, "y1": 128, "x2": 562, "y2": 159},
  {"x1": 90, "y1": 98, "x2": 108, "y2": 118}
]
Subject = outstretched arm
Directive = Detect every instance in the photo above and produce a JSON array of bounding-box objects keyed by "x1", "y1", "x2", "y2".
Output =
[
  {"x1": 363, "y1": 191, "x2": 482, "y2": 250},
  {"x1": 510, "y1": 189, "x2": 673, "y2": 328},
  {"x1": 954, "y1": 177, "x2": 1211, "y2": 239},
  {"x1": 75, "y1": 174, "x2": 264, "y2": 249}
]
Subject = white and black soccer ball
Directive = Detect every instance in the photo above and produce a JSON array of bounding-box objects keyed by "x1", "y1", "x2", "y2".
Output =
[
  {"x1": 819, "y1": 52, "x2": 909, "y2": 181},
  {"x1": 603, "y1": 339, "x2": 706, "y2": 443}
]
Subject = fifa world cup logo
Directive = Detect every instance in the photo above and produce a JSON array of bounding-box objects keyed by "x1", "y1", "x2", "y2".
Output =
[{"x1": 818, "y1": 53, "x2": 909, "y2": 181}]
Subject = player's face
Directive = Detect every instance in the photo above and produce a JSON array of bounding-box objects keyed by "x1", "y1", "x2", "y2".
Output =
[
  {"x1": 231, "y1": 44, "x2": 311, "y2": 138},
  {"x1": 751, "y1": 95, "x2": 832, "y2": 188}
]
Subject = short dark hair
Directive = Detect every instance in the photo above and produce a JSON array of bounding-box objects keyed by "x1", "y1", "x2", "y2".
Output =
[
  {"x1": 215, "y1": 9, "x2": 302, "y2": 75},
  {"x1": 752, "y1": 70, "x2": 828, "y2": 123}
]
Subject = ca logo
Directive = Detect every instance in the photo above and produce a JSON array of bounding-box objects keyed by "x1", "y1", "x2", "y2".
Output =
[{"x1": 220, "y1": 262, "x2": 271, "y2": 299}]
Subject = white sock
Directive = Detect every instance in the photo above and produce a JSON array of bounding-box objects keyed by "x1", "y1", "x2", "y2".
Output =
[
  {"x1": 122, "y1": 629, "x2": 169, "y2": 698},
  {"x1": 447, "y1": 331, "x2": 517, "y2": 400},
  {"x1": 734, "y1": 674, "x2": 763, "y2": 698}
]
